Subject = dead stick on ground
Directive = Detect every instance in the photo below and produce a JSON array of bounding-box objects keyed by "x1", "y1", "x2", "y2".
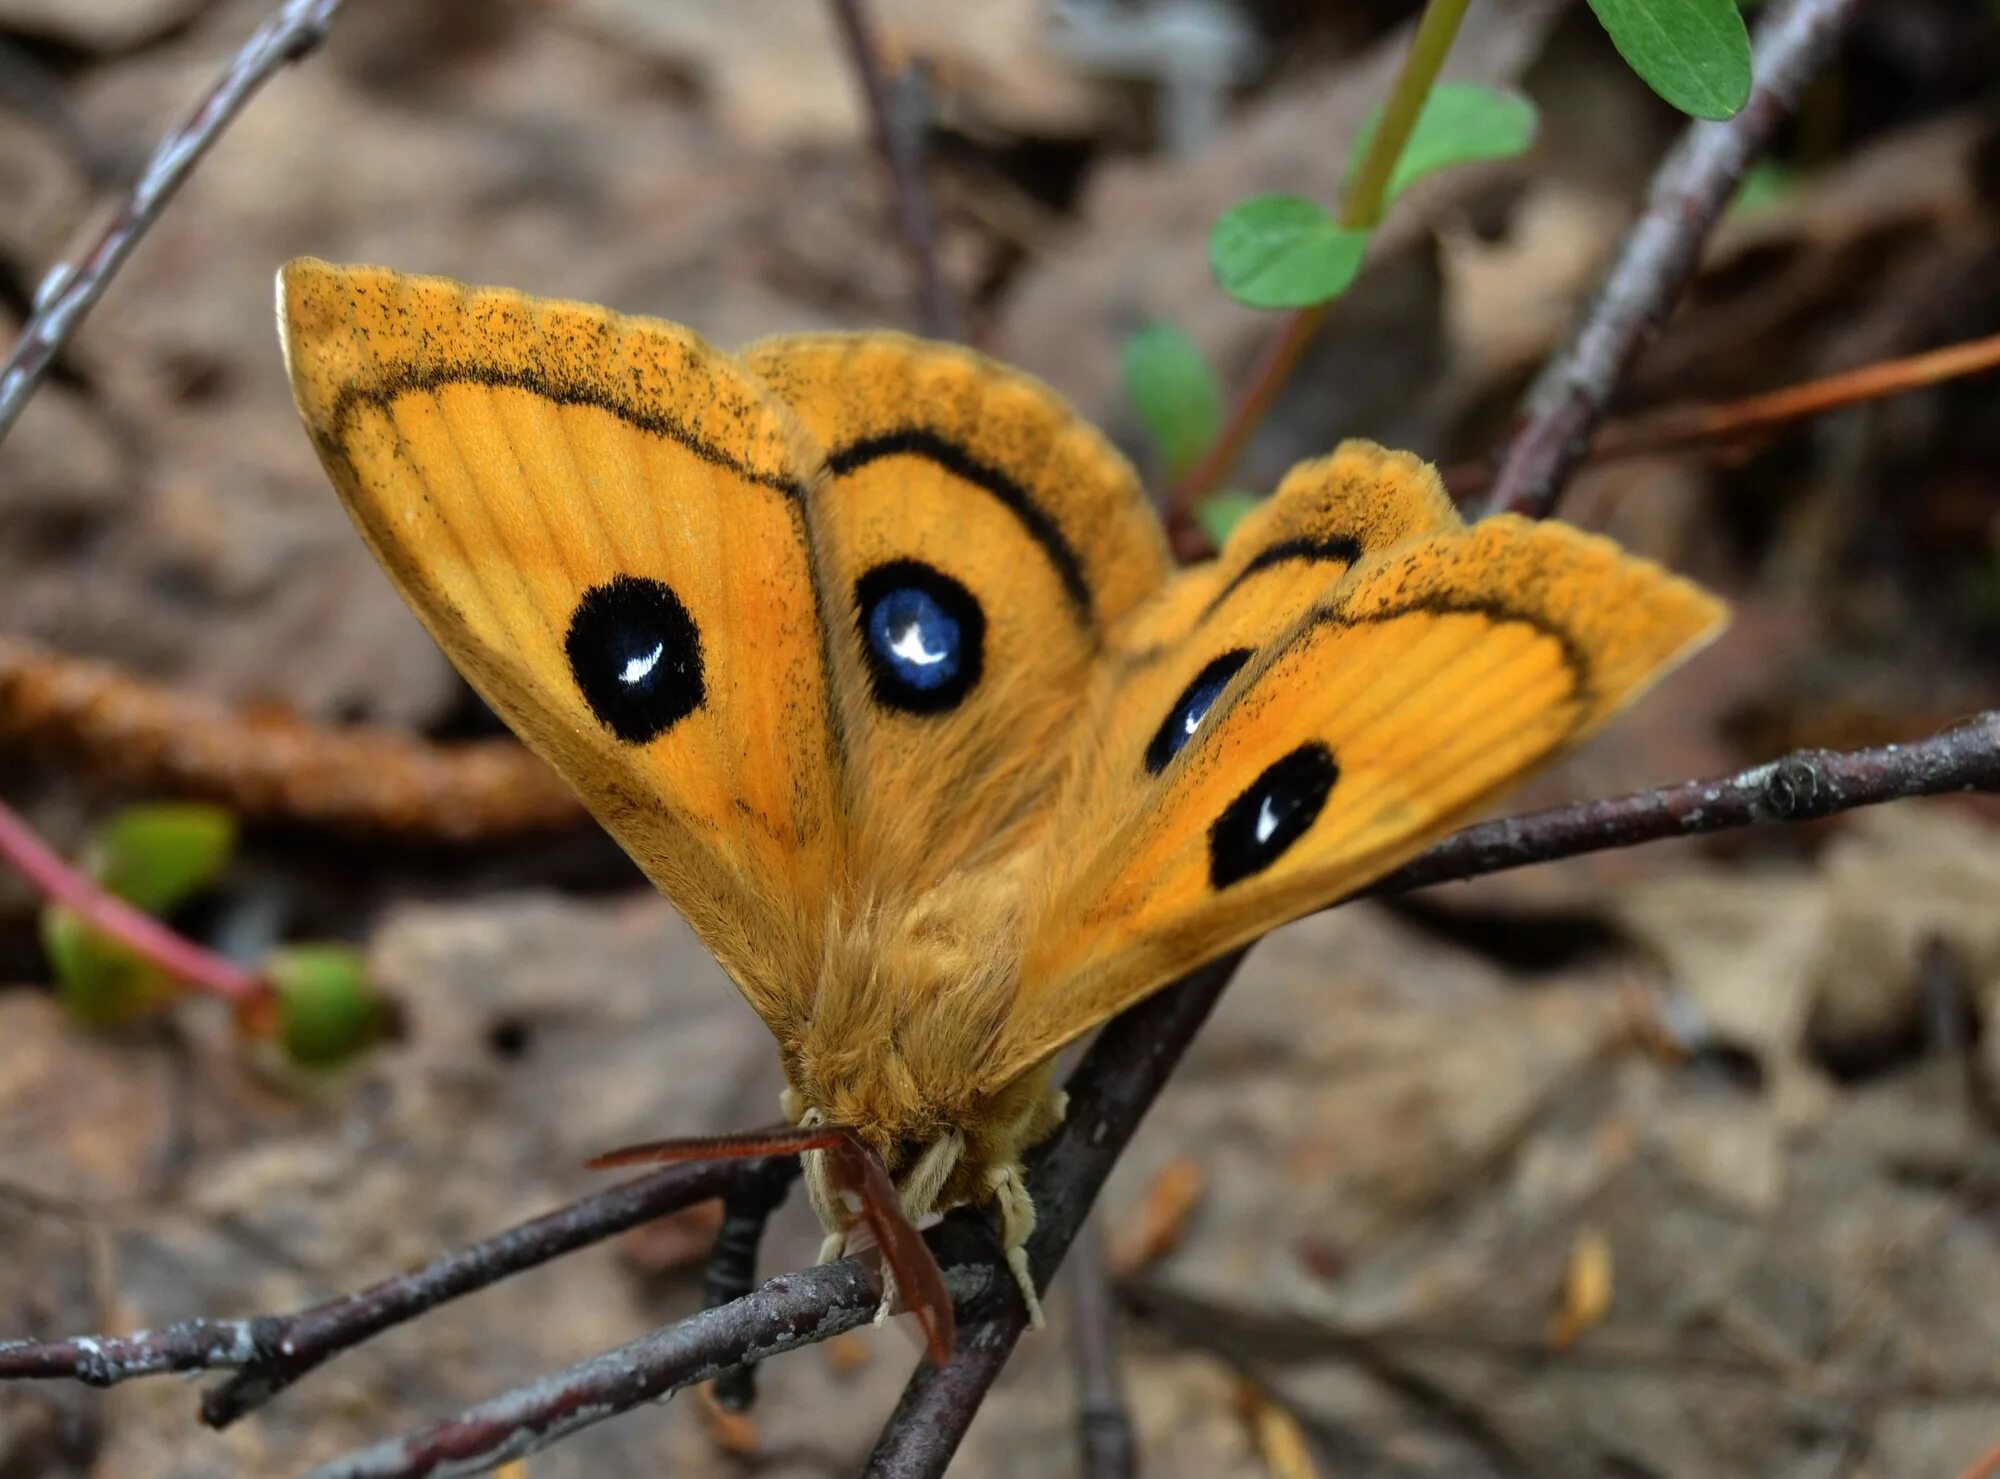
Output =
[
  {"x1": 0, "y1": 0, "x2": 347, "y2": 449},
  {"x1": 828, "y1": 0, "x2": 963, "y2": 342},
  {"x1": 1477, "y1": 0, "x2": 1865, "y2": 520}
]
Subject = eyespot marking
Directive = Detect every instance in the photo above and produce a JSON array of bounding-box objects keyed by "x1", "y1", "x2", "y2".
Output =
[
  {"x1": 566, "y1": 574, "x2": 704, "y2": 743},
  {"x1": 855, "y1": 559, "x2": 985, "y2": 713},
  {"x1": 1208, "y1": 742, "x2": 1339, "y2": 888},
  {"x1": 1145, "y1": 648, "x2": 1254, "y2": 775}
]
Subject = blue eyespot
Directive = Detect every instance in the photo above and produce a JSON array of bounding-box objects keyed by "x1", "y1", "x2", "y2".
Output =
[
  {"x1": 855, "y1": 560, "x2": 984, "y2": 713},
  {"x1": 870, "y1": 588, "x2": 961, "y2": 690},
  {"x1": 566, "y1": 574, "x2": 704, "y2": 744},
  {"x1": 1144, "y1": 648, "x2": 1254, "y2": 775}
]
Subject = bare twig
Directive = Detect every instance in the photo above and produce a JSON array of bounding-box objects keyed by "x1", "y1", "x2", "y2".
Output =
[
  {"x1": 1477, "y1": 0, "x2": 1865, "y2": 519},
  {"x1": 198, "y1": 1156, "x2": 793, "y2": 1428},
  {"x1": 0, "y1": 0, "x2": 347, "y2": 449},
  {"x1": 828, "y1": 0, "x2": 963, "y2": 342},
  {"x1": 1363, "y1": 710, "x2": 2000, "y2": 897},
  {"x1": 701, "y1": 1161, "x2": 798, "y2": 1411},
  {"x1": 1069, "y1": 1218, "x2": 1138, "y2": 1479},
  {"x1": 1445, "y1": 327, "x2": 2000, "y2": 498},
  {"x1": 0, "y1": 1157, "x2": 776, "y2": 1409}
]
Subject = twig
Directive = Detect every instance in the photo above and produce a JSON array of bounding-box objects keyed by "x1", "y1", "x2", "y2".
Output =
[
  {"x1": 197, "y1": 1157, "x2": 793, "y2": 1428},
  {"x1": 1361, "y1": 710, "x2": 2000, "y2": 898},
  {"x1": 1444, "y1": 327, "x2": 2000, "y2": 498},
  {"x1": 0, "y1": 0, "x2": 347, "y2": 450},
  {"x1": 1069, "y1": 1217, "x2": 1138, "y2": 1479},
  {"x1": 0, "y1": 795, "x2": 265, "y2": 1006},
  {"x1": 701, "y1": 1161, "x2": 798, "y2": 1411},
  {"x1": 0, "y1": 638, "x2": 582, "y2": 840},
  {"x1": 0, "y1": 1156, "x2": 773, "y2": 1403},
  {"x1": 1477, "y1": 0, "x2": 1866, "y2": 520},
  {"x1": 828, "y1": 0, "x2": 963, "y2": 342}
]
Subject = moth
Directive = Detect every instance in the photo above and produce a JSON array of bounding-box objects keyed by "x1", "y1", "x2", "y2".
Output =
[{"x1": 279, "y1": 260, "x2": 1723, "y2": 1357}]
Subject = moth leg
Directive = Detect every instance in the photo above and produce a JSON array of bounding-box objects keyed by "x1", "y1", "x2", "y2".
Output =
[{"x1": 988, "y1": 1163, "x2": 1045, "y2": 1329}]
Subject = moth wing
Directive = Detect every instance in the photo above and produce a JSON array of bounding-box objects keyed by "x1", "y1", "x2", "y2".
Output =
[
  {"x1": 1106, "y1": 440, "x2": 1466, "y2": 783},
  {"x1": 280, "y1": 260, "x2": 840, "y2": 1027},
  {"x1": 991, "y1": 512, "x2": 1725, "y2": 1086},
  {"x1": 742, "y1": 333, "x2": 1172, "y2": 885}
]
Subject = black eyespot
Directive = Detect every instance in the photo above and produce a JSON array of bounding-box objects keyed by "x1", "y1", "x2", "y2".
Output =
[
  {"x1": 855, "y1": 559, "x2": 984, "y2": 713},
  {"x1": 1145, "y1": 648, "x2": 1254, "y2": 775},
  {"x1": 1208, "y1": 742, "x2": 1339, "y2": 889},
  {"x1": 565, "y1": 574, "x2": 704, "y2": 744}
]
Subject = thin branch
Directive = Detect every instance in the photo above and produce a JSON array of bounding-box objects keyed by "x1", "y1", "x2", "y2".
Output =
[
  {"x1": 1477, "y1": 0, "x2": 1865, "y2": 519},
  {"x1": 700, "y1": 1160, "x2": 797, "y2": 1411},
  {"x1": 1444, "y1": 327, "x2": 2000, "y2": 498},
  {"x1": 0, "y1": 0, "x2": 347, "y2": 450},
  {"x1": 828, "y1": 0, "x2": 963, "y2": 342},
  {"x1": 0, "y1": 1157, "x2": 776, "y2": 1405},
  {"x1": 1362, "y1": 710, "x2": 2000, "y2": 898},
  {"x1": 0, "y1": 795, "x2": 266, "y2": 1006},
  {"x1": 1069, "y1": 1217, "x2": 1138, "y2": 1479},
  {"x1": 197, "y1": 1157, "x2": 794, "y2": 1428}
]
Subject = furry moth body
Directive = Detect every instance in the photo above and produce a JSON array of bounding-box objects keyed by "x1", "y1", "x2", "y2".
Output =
[{"x1": 279, "y1": 260, "x2": 1724, "y2": 1340}]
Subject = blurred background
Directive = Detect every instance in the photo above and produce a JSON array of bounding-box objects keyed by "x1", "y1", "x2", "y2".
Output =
[{"x1": 2, "y1": 0, "x2": 1998, "y2": 1474}]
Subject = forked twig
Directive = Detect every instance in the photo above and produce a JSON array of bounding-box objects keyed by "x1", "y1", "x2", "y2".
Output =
[
  {"x1": 1477, "y1": 0, "x2": 1866, "y2": 519},
  {"x1": 0, "y1": 0, "x2": 347, "y2": 449}
]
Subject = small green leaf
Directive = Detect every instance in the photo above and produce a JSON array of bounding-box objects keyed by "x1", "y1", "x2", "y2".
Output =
[
  {"x1": 1347, "y1": 83, "x2": 1539, "y2": 211},
  {"x1": 88, "y1": 804, "x2": 236, "y2": 915},
  {"x1": 1120, "y1": 324, "x2": 1224, "y2": 478},
  {"x1": 42, "y1": 907, "x2": 175, "y2": 1027},
  {"x1": 1587, "y1": 0, "x2": 1752, "y2": 121},
  {"x1": 268, "y1": 944, "x2": 383, "y2": 1067},
  {"x1": 1195, "y1": 490, "x2": 1262, "y2": 547},
  {"x1": 1210, "y1": 196, "x2": 1369, "y2": 310},
  {"x1": 1730, "y1": 159, "x2": 1794, "y2": 215}
]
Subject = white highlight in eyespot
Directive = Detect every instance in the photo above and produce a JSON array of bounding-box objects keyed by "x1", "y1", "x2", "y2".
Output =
[
  {"x1": 1254, "y1": 794, "x2": 1280, "y2": 845},
  {"x1": 620, "y1": 642, "x2": 665, "y2": 685},
  {"x1": 889, "y1": 621, "x2": 948, "y2": 667},
  {"x1": 1182, "y1": 705, "x2": 1207, "y2": 738}
]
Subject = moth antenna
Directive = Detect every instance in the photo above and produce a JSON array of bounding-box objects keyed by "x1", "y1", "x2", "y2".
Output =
[
  {"x1": 585, "y1": 1124, "x2": 958, "y2": 1363},
  {"x1": 822, "y1": 1134, "x2": 957, "y2": 1363},
  {"x1": 584, "y1": 1124, "x2": 844, "y2": 1169}
]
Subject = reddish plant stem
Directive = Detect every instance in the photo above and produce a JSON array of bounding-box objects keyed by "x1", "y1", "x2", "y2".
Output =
[
  {"x1": 1445, "y1": 327, "x2": 2000, "y2": 498},
  {"x1": 0, "y1": 796, "x2": 263, "y2": 1005},
  {"x1": 1477, "y1": 0, "x2": 1866, "y2": 519}
]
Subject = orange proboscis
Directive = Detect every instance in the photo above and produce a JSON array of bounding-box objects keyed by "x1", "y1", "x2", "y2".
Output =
[{"x1": 586, "y1": 1125, "x2": 956, "y2": 1363}]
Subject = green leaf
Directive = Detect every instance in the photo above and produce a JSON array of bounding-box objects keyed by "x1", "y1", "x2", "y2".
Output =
[
  {"x1": 43, "y1": 906, "x2": 175, "y2": 1027},
  {"x1": 1120, "y1": 324, "x2": 1224, "y2": 479},
  {"x1": 268, "y1": 944, "x2": 383, "y2": 1067},
  {"x1": 1210, "y1": 196, "x2": 1369, "y2": 310},
  {"x1": 1730, "y1": 159, "x2": 1794, "y2": 215},
  {"x1": 1346, "y1": 83, "x2": 1539, "y2": 211},
  {"x1": 88, "y1": 803, "x2": 236, "y2": 915},
  {"x1": 1195, "y1": 490, "x2": 1262, "y2": 547},
  {"x1": 1587, "y1": 0, "x2": 1752, "y2": 120}
]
